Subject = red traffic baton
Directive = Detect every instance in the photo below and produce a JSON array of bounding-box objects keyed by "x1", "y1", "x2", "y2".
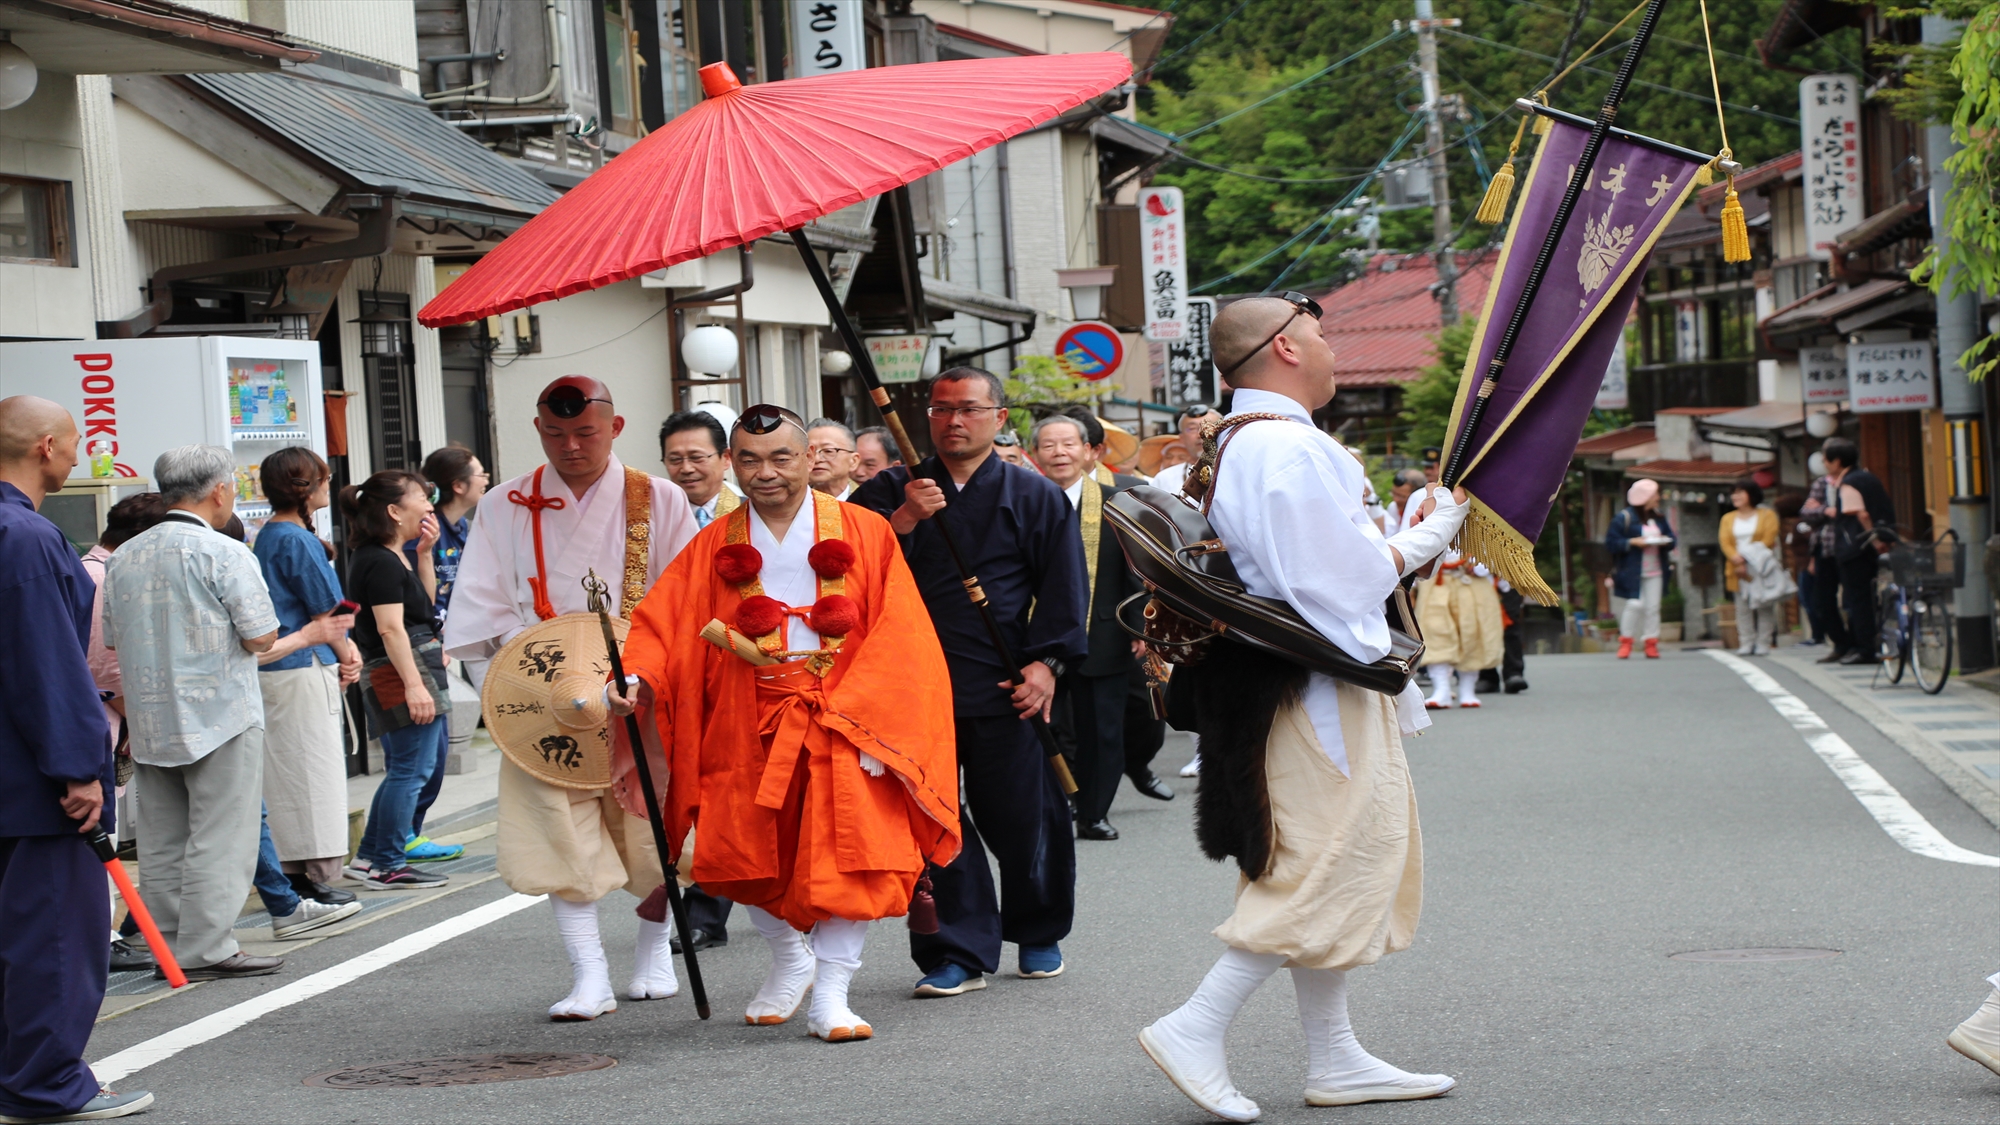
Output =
[{"x1": 88, "y1": 829, "x2": 186, "y2": 988}]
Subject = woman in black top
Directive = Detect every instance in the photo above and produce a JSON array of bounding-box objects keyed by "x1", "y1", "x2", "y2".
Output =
[{"x1": 341, "y1": 471, "x2": 454, "y2": 889}]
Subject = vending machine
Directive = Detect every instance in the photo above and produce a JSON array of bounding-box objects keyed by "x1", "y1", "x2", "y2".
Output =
[{"x1": 0, "y1": 336, "x2": 328, "y2": 543}]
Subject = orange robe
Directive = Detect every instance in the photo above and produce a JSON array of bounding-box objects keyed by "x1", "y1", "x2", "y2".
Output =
[{"x1": 620, "y1": 491, "x2": 961, "y2": 931}]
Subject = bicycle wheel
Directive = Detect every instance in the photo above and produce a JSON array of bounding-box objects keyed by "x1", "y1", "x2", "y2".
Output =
[
  {"x1": 1911, "y1": 591, "x2": 1955, "y2": 694},
  {"x1": 1876, "y1": 587, "x2": 1907, "y2": 683}
]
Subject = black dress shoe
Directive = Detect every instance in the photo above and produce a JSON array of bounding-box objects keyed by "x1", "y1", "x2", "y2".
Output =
[
  {"x1": 1076, "y1": 819, "x2": 1120, "y2": 841},
  {"x1": 670, "y1": 926, "x2": 728, "y2": 955},
  {"x1": 1838, "y1": 650, "x2": 1880, "y2": 665},
  {"x1": 1127, "y1": 771, "x2": 1176, "y2": 801},
  {"x1": 109, "y1": 938, "x2": 155, "y2": 972},
  {"x1": 1475, "y1": 671, "x2": 1501, "y2": 693},
  {"x1": 1816, "y1": 648, "x2": 1850, "y2": 664},
  {"x1": 1503, "y1": 675, "x2": 1529, "y2": 694},
  {"x1": 289, "y1": 873, "x2": 357, "y2": 906}
]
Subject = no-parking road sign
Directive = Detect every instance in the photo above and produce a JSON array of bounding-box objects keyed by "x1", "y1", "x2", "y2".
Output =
[{"x1": 1054, "y1": 321, "x2": 1125, "y2": 382}]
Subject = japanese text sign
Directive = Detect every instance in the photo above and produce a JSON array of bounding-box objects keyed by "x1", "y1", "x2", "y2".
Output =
[
  {"x1": 1166, "y1": 297, "x2": 1215, "y2": 404},
  {"x1": 1800, "y1": 74, "x2": 1862, "y2": 261},
  {"x1": 1801, "y1": 346, "x2": 1848, "y2": 403},
  {"x1": 1139, "y1": 186, "x2": 1188, "y2": 341},
  {"x1": 791, "y1": 0, "x2": 864, "y2": 77},
  {"x1": 865, "y1": 334, "x2": 929, "y2": 384},
  {"x1": 1847, "y1": 340, "x2": 1933, "y2": 413}
]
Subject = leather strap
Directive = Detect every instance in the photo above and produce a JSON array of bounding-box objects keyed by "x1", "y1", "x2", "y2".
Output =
[
  {"x1": 1196, "y1": 413, "x2": 1297, "y2": 516},
  {"x1": 506, "y1": 466, "x2": 566, "y2": 622}
]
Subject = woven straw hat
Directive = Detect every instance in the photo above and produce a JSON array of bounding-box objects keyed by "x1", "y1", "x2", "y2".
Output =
[{"x1": 483, "y1": 612, "x2": 629, "y2": 790}]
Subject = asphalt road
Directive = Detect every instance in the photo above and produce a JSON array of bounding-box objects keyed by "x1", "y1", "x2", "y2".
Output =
[{"x1": 85, "y1": 650, "x2": 2000, "y2": 1123}]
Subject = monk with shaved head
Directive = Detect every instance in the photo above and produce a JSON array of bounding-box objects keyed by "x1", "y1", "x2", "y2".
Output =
[
  {"x1": 0, "y1": 396, "x2": 152, "y2": 1119},
  {"x1": 441, "y1": 375, "x2": 698, "y2": 1020},
  {"x1": 1137, "y1": 295, "x2": 1471, "y2": 1118}
]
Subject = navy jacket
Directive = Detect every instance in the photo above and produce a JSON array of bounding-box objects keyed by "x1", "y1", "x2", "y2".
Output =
[
  {"x1": 0, "y1": 482, "x2": 114, "y2": 837},
  {"x1": 1605, "y1": 505, "x2": 1676, "y2": 600},
  {"x1": 854, "y1": 453, "x2": 1089, "y2": 717}
]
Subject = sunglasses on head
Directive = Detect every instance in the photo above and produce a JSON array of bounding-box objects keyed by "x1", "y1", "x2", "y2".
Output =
[
  {"x1": 538, "y1": 385, "x2": 613, "y2": 419},
  {"x1": 732, "y1": 403, "x2": 806, "y2": 436},
  {"x1": 1180, "y1": 403, "x2": 1216, "y2": 422},
  {"x1": 1218, "y1": 291, "x2": 1325, "y2": 377},
  {"x1": 993, "y1": 430, "x2": 1021, "y2": 447}
]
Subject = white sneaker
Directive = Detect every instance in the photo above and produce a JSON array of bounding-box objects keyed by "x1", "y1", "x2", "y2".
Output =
[
  {"x1": 1949, "y1": 987, "x2": 2000, "y2": 1077},
  {"x1": 1179, "y1": 756, "x2": 1201, "y2": 778},
  {"x1": 1751, "y1": 644, "x2": 1771, "y2": 656},
  {"x1": 1735, "y1": 643, "x2": 1756, "y2": 655},
  {"x1": 271, "y1": 898, "x2": 361, "y2": 939},
  {"x1": 1304, "y1": 1073, "x2": 1456, "y2": 1106}
]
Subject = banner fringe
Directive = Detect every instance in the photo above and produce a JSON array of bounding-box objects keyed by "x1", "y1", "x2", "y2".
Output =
[{"x1": 1456, "y1": 495, "x2": 1559, "y2": 607}]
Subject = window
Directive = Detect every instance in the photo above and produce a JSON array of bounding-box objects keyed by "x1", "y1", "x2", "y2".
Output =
[
  {"x1": 662, "y1": 1, "x2": 703, "y2": 121},
  {"x1": 0, "y1": 175, "x2": 72, "y2": 266},
  {"x1": 603, "y1": 0, "x2": 642, "y2": 134}
]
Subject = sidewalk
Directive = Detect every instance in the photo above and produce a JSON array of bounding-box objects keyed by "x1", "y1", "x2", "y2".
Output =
[{"x1": 1763, "y1": 645, "x2": 2000, "y2": 830}]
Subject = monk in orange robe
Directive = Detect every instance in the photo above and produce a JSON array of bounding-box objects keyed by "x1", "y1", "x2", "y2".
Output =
[{"x1": 610, "y1": 404, "x2": 959, "y2": 1043}]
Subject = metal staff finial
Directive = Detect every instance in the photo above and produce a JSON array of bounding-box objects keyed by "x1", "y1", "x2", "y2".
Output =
[{"x1": 582, "y1": 569, "x2": 610, "y2": 615}]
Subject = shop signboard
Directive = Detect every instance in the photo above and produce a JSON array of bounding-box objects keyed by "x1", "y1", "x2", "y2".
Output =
[
  {"x1": 1801, "y1": 345, "x2": 1849, "y2": 403},
  {"x1": 1166, "y1": 297, "x2": 1215, "y2": 404},
  {"x1": 865, "y1": 334, "x2": 929, "y2": 384},
  {"x1": 1800, "y1": 74, "x2": 1863, "y2": 261},
  {"x1": 791, "y1": 1, "x2": 864, "y2": 76},
  {"x1": 1847, "y1": 339, "x2": 1934, "y2": 412},
  {"x1": 1139, "y1": 186, "x2": 1188, "y2": 341}
]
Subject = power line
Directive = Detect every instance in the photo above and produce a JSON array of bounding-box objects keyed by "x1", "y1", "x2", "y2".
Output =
[
  {"x1": 1137, "y1": 0, "x2": 1247, "y2": 80},
  {"x1": 1443, "y1": 28, "x2": 1799, "y2": 125},
  {"x1": 1174, "y1": 29, "x2": 1410, "y2": 140}
]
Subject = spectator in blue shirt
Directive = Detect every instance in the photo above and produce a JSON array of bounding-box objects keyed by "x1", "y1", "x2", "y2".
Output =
[{"x1": 419, "y1": 444, "x2": 488, "y2": 625}]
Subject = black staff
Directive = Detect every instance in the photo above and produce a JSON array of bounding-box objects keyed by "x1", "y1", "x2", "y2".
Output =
[
  {"x1": 583, "y1": 571, "x2": 710, "y2": 1020},
  {"x1": 1441, "y1": 0, "x2": 1669, "y2": 489},
  {"x1": 788, "y1": 227, "x2": 1079, "y2": 796}
]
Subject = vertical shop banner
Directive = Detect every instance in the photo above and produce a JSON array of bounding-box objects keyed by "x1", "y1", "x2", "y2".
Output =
[
  {"x1": 1800, "y1": 74, "x2": 1862, "y2": 260},
  {"x1": 1847, "y1": 339, "x2": 1934, "y2": 412},
  {"x1": 1801, "y1": 345, "x2": 1849, "y2": 403},
  {"x1": 1594, "y1": 333, "x2": 1629, "y2": 409},
  {"x1": 1139, "y1": 186, "x2": 1187, "y2": 341},
  {"x1": 791, "y1": 0, "x2": 865, "y2": 76},
  {"x1": 1166, "y1": 297, "x2": 1215, "y2": 404}
]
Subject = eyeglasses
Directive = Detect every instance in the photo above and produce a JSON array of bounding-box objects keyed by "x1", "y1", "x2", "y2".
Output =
[
  {"x1": 663, "y1": 451, "x2": 717, "y2": 468},
  {"x1": 732, "y1": 403, "x2": 806, "y2": 436},
  {"x1": 538, "y1": 385, "x2": 613, "y2": 419},
  {"x1": 1218, "y1": 291, "x2": 1325, "y2": 377},
  {"x1": 925, "y1": 405, "x2": 1006, "y2": 420},
  {"x1": 993, "y1": 430, "x2": 1021, "y2": 447},
  {"x1": 807, "y1": 444, "x2": 856, "y2": 460}
]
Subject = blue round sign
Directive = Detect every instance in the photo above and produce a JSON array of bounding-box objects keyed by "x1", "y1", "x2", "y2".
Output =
[{"x1": 1055, "y1": 322, "x2": 1125, "y2": 381}]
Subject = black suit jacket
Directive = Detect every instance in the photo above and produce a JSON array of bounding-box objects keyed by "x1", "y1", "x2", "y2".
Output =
[{"x1": 1079, "y1": 472, "x2": 1147, "y2": 678}]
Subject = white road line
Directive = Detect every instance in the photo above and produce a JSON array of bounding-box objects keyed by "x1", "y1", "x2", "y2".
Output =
[
  {"x1": 1708, "y1": 650, "x2": 2000, "y2": 868},
  {"x1": 91, "y1": 892, "x2": 546, "y2": 1084}
]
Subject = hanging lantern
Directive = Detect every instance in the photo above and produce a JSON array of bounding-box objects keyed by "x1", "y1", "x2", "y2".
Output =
[
  {"x1": 350, "y1": 301, "x2": 407, "y2": 357},
  {"x1": 682, "y1": 324, "x2": 739, "y2": 375},
  {"x1": 265, "y1": 298, "x2": 314, "y2": 340}
]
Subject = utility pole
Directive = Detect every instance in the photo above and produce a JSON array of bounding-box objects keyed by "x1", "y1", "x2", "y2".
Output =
[{"x1": 1413, "y1": 0, "x2": 1461, "y2": 323}]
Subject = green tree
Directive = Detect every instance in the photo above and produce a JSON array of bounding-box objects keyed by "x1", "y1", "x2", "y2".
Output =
[{"x1": 1004, "y1": 354, "x2": 1099, "y2": 440}]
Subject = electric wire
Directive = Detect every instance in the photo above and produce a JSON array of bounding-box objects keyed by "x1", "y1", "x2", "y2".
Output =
[
  {"x1": 1172, "y1": 29, "x2": 1410, "y2": 140},
  {"x1": 1442, "y1": 29, "x2": 1799, "y2": 124}
]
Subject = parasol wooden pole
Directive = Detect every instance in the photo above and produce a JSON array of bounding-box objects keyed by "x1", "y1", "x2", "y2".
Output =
[
  {"x1": 1440, "y1": 0, "x2": 1668, "y2": 490},
  {"x1": 788, "y1": 228, "x2": 1078, "y2": 796},
  {"x1": 583, "y1": 572, "x2": 710, "y2": 1019}
]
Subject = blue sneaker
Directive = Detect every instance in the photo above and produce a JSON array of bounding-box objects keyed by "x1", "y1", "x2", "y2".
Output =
[
  {"x1": 1018, "y1": 943, "x2": 1064, "y2": 979},
  {"x1": 402, "y1": 836, "x2": 464, "y2": 863},
  {"x1": 912, "y1": 963, "x2": 987, "y2": 997}
]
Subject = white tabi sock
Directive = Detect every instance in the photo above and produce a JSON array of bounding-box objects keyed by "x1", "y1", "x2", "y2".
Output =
[
  {"x1": 1455, "y1": 665, "x2": 1481, "y2": 707},
  {"x1": 1291, "y1": 967, "x2": 1453, "y2": 1104},
  {"x1": 547, "y1": 896, "x2": 617, "y2": 1021},
  {"x1": 627, "y1": 917, "x2": 680, "y2": 1000},
  {"x1": 807, "y1": 917, "x2": 871, "y2": 1041},
  {"x1": 1140, "y1": 946, "x2": 1281, "y2": 1123},
  {"x1": 1426, "y1": 664, "x2": 1454, "y2": 708},
  {"x1": 744, "y1": 904, "x2": 815, "y2": 1025}
]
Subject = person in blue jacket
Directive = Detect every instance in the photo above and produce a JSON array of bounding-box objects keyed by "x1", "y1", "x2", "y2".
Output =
[
  {"x1": 1606, "y1": 477, "x2": 1676, "y2": 660},
  {"x1": 0, "y1": 396, "x2": 153, "y2": 1123}
]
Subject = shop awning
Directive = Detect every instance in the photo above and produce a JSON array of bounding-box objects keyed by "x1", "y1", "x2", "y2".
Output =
[
  {"x1": 1625, "y1": 458, "x2": 1773, "y2": 483},
  {"x1": 1700, "y1": 401, "x2": 1806, "y2": 434},
  {"x1": 1762, "y1": 277, "x2": 1911, "y2": 348},
  {"x1": 924, "y1": 275, "x2": 1038, "y2": 329},
  {"x1": 1573, "y1": 424, "x2": 1658, "y2": 462},
  {"x1": 0, "y1": 0, "x2": 313, "y2": 74}
]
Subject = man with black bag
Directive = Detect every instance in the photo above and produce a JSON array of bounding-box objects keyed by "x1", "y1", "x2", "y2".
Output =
[
  {"x1": 1818, "y1": 437, "x2": 1895, "y2": 665},
  {"x1": 1128, "y1": 296, "x2": 1467, "y2": 1121}
]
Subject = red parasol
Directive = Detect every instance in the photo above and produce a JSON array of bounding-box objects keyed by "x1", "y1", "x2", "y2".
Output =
[{"x1": 417, "y1": 53, "x2": 1132, "y2": 327}]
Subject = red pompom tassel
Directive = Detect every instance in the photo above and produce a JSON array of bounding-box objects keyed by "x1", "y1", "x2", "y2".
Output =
[
  {"x1": 736, "y1": 594, "x2": 786, "y2": 638},
  {"x1": 809, "y1": 594, "x2": 860, "y2": 637},
  {"x1": 714, "y1": 543, "x2": 763, "y2": 585},
  {"x1": 907, "y1": 871, "x2": 938, "y2": 934},
  {"x1": 635, "y1": 883, "x2": 670, "y2": 923},
  {"x1": 806, "y1": 538, "x2": 857, "y2": 579}
]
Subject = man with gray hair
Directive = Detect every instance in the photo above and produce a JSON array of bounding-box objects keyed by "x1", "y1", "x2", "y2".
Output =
[
  {"x1": 805, "y1": 417, "x2": 859, "y2": 501},
  {"x1": 103, "y1": 445, "x2": 284, "y2": 981}
]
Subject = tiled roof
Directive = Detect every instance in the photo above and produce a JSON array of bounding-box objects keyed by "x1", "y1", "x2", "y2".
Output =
[
  {"x1": 1315, "y1": 251, "x2": 1496, "y2": 387},
  {"x1": 1574, "y1": 424, "x2": 1656, "y2": 457},
  {"x1": 1626, "y1": 458, "x2": 1773, "y2": 481},
  {"x1": 188, "y1": 66, "x2": 557, "y2": 217}
]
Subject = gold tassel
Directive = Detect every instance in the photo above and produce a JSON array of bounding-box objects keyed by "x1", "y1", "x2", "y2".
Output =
[
  {"x1": 1693, "y1": 163, "x2": 1714, "y2": 187},
  {"x1": 1719, "y1": 179, "x2": 1750, "y2": 263},
  {"x1": 1456, "y1": 497, "x2": 1560, "y2": 607},
  {"x1": 1474, "y1": 160, "x2": 1515, "y2": 224},
  {"x1": 1531, "y1": 112, "x2": 1551, "y2": 135}
]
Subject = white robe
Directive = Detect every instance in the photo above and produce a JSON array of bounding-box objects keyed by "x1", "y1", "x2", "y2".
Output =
[
  {"x1": 443, "y1": 453, "x2": 698, "y2": 664},
  {"x1": 1205, "y1": 388, "x2": 1429, "y2": 775}
]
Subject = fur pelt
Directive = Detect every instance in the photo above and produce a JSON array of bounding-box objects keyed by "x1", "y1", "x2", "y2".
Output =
[{"x1": 1184, "y1": 641, "x2": 1309, "y2": 880}]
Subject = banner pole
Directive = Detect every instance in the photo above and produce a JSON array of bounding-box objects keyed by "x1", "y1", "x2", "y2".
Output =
[{"x1": 1440, "y1": 0, "x2": 1669, "y2": 489}]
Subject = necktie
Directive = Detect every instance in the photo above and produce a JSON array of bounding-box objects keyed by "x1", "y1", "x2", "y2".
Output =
[{"x1": 695, "y1": 504, "x2": 713, "y2": 529}]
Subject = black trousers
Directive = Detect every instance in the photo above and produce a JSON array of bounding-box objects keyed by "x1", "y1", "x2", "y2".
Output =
[
  {"x1": 0, "y1": 834, "x2": 109, "y2": 1120},
  {"x1": 1812, "y1": 553, "x2": 1853, "y2": 652},
  {"x1": 683, "y1": 885, "x2": 733, "y2": 936},
  {"x1": 1839, "y1": 551, "x2": 1880, "y2": 656},
  {"x1": 1500, "y1": 587, "x2": 1525, "y2": 680},
  {"x1": 1062, "y1": 671, "x2": 1128, "y2": 824},
  {"x1": 1123, "y1": 664, "x2": 1165, "y2": 777},
  {"x1": 911, "y1": 714, "x2": 1076, "y2": 976}
]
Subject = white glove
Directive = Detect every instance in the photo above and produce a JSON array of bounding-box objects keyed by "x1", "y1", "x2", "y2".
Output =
[
  {"x1": 858, "y1": 751, "x2": 885, "y2": 777},
  {"x1": 1385, "y1": 486, "x2": 1468, "y2": 577}
]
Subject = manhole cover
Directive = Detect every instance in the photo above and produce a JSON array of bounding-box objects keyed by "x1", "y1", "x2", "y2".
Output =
[
  {"x1": 305, "y1": 1053, "x2": 616, "y2": 1088},
  {"x1": 1669, "y1": 947, "x2": 1842, "y2": 963}
]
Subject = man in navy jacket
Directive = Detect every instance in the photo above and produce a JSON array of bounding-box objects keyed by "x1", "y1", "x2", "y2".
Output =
[{"x1": 0, "y1": 396, "x2": 151, "y2": 1123}]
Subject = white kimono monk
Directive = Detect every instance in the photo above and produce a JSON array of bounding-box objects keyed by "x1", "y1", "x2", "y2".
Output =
[{"x1": 443, "y1": 375, "x2": 698, "y2": 1020}]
